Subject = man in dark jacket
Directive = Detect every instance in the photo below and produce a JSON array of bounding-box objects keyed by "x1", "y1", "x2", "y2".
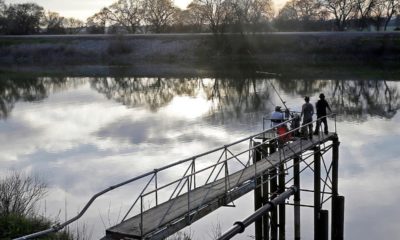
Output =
[{"x1": 314, "y1": 93, "x2": 332, "y2": 134}]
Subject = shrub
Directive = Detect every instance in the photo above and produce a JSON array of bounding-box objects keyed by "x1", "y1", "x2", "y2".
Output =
[{"x1": 0, "y1": 172, "x2": 72, "y2": 239}]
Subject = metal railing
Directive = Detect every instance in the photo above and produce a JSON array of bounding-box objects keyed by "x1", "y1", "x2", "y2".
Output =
[{"x1": 15, "y1": 113, "x2": 336, "y2": 240}]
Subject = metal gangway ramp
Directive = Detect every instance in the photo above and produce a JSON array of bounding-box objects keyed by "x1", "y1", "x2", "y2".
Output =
[
  {"x1": 15, "y1": 114, "x2": 342, "y2": 240},
  {"x1": 104, "y1": 116, "x2": 339, "y2": 239}
]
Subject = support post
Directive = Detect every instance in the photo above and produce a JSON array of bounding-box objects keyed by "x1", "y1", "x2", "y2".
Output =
[
  {"x1": 332, "y1": 136, "x2": 340, "y2": 196},
  {"x1": 270, "y1": 144, "x2": 278, "y2": 240},
  {"x1": 263, "y1": 143, "x2": 272, "y2": 240},
  {"x1": 332, "y1": 136, "x2": 344, "y2": 240},
  {"x1": 319, "y1": 210, "x2": 329, "y2": 240},
  {"x1": 332, "y1": 196, "x2": 345, "y2": 240},
  {"x1": 253, "y1": 141, "x2": 263, "y2": 240},
  {"x1": 278, "y1": 162, "x2": 285, "y2": 240},
  {"x1": 314, "y1": 147, "x2": 321, "y2": 240},
  {"x1": 293, "y1": 156, "x2": 301, "y2": 240}
]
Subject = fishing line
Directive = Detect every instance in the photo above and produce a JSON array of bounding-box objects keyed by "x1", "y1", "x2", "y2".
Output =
[{"x1": 246, "y1": 49, "x2": 291, "y2": 115}]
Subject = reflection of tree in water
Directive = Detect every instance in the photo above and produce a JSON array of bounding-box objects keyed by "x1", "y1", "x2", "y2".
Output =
[
  {"x1": 0, "y1": 78, "x2": 83, "y2": 120},
  {"x1": 2, "y1": 76, "x2": 398, "y2": 123},
  {"x1": 91, "y1": 78, "x2": 198, "y2": 111},
  {"x1": 329, "y1": 80, "x2": 400, "y2": 121},
  {"x1": 276, "y1": 78, "x2": 330, "y2": 98},
  {"x1": 201, "y1": 78, "x2": 273, "y2": 124},
  {"x1": 91, "y1": 77, "x2": 274, "y2": 123},
  {"x1": 271, "y1": 77, "x2": 400, "y2": 121}
]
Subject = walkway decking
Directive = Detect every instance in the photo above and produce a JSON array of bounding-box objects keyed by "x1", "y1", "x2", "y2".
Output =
[{"x1": 105, "y1": 133, "x2": 337, "y2": 240}]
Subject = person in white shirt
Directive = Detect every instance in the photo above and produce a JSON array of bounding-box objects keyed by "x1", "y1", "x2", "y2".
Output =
[{"x1": 271, "y1": 106, "x2": 285, "y2": 127}]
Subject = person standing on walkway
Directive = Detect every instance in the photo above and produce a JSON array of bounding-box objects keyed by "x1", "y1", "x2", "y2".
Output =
[
  {"x1": 314, "y1": 93, "x2": 332, "y2": 134},
  {"x1": 301, "y1": 96, "x2": 314, "y2": 139}
]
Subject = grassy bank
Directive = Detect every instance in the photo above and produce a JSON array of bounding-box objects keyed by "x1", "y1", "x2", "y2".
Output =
[{"x1": 0, "y1": 33, "x2": 400, "y2": 67}]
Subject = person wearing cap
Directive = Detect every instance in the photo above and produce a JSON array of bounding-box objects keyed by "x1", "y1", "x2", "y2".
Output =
[
  {"x1": 271, "y1": 106, "x2": 285, "y2": 127},
  {"x1": 314, "y1": 93, "x2": 332, "y2": 134},
  {"x1": 301, "y1": 96, "x2": 314, "y2": 139}
]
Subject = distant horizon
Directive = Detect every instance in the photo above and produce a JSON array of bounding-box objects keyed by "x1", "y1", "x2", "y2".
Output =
[{"x1": 4, "y1": 0, "x2": 286, "y2": 21}]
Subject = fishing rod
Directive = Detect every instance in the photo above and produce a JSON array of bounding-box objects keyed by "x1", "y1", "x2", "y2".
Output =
[
  {"x1": 246, "y1": 49, "x2": 291, "y2": 115},
  {"x1": 256, "y1": 70, "x2": 290, "y2": 113}
]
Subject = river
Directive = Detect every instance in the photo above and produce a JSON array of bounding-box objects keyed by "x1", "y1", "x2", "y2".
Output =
[{"x1": 1, "y1": 71, "x2": 399, "y2": 239}]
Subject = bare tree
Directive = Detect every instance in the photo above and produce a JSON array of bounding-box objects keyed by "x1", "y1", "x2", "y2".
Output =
[
  {"x1": 0, "y1": 0, "x2": 6, "y2": 33},
  {"x1": 229, "y1": 0, "x2": 273, "y2": 32},
  {"x1": 105, "y1": 0, "x2": 144, "y2": 33},
  {"x1": 3, "y1": 3, "x2": 44, "y2": 34},
  {"x1": 353, "y1": 0, "x2": 376, "y2": 30},
  {"x1": 191, "y1": 0, "x2": 234, "y2": 34},
  {"x1": 0, "y1": 0, "x2": 5, "y2": 15},
  {"x1": 277, "y1": 0, "x2": 299, "y2": 21},
  {"x1": 43, "y1": 11, "x2": 65, "y2": 34},
  {"x1": 322, "y1": 0, "x2": 357, "y2": 30},
  {"x1": 0, "y1": 172, "x2": 47, "y2": 217},
  {"x1": 371, "y1": 0, "x2": 387, "y2": 30},
  {"x1": 64, "y1": 17, "x2": 85, "y2": 34},
  {"x1": 248, "y1": 0, "x2": 274, "y2": 30},
  {"x1": 143, "y1": 0, "x2": 177, "y2": 33},
  {"x1": 86, "y1": 7, "x2": 109, "y2": 34},
  {"x1": 295, "y1": 0, "x2": 323, "y2": 21},
  {"x1": 382, "y1": 0, "x2": 399, "y2": 30},
  {"x1": 185, "y1": 2, "x2": 207, "y2": 31}
]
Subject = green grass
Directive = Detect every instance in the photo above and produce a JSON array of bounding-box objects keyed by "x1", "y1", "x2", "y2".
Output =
[{"x1": 0, "y1": 214, "x2": 72, "y2": 240}]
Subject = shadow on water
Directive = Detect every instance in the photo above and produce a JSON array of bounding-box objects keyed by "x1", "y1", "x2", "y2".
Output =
[{"x1": 1, "y1": 72, "x2": 400, "y2": 122}]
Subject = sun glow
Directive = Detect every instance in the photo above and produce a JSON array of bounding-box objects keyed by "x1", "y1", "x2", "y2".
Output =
[{"x1": 162, "y1": 95, "x2": 213, "y2": 120}]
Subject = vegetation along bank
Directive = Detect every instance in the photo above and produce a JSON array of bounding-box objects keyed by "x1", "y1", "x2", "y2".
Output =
[{"x1": 0, "y1": 32, "x2": 400, "y2": 67}]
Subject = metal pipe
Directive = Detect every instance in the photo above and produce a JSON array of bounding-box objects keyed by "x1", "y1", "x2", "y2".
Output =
[
  {"x1": 270, "y1": 167, "x2": 278, "y2": 240},
  {"x1": 218, "y1": 186, "x2": 297, "y2": 240},
  {"x1": 293, "y1": 156, "x2": 301, "y2": 240},
  {"x1": 253, "y1": 142, "x2": 263, "y2": 240},
  {"x1": 263, "y1": 144, "x2": 271, "y2": 240},
  {"x1": 278, "y1": 163, "x2": 286, "y2": 240},
  {"x1": 314, "y1": 147, "x2": 321, "y2": 240}
]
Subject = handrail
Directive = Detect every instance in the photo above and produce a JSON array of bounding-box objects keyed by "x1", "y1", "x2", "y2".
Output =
[{"x1": 14, "y1": 113, "x2": 336, "y2": 240}]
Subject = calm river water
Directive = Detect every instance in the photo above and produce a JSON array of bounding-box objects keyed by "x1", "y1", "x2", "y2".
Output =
[{"x1": 1, "y1": 73, "x2": 400, "y2": 239}]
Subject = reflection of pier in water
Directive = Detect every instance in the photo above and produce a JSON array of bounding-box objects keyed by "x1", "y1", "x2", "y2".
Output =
[{"x1": 100, "y1": 116, "x2": 344, "y2": 240}]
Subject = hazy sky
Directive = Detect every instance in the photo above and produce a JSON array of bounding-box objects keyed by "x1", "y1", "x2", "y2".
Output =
[
  {"x1": 5, "y1": 0, "x2": 286, "y2": 20},
  {"x1": 5, "y1": 0, "x2": 192, "y2": 20}
]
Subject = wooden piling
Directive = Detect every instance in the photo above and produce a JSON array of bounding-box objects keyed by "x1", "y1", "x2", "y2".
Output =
[
  {"x1": 332, "y1": 196, "x2": 345, "y2": 240},
  {"x1": 319, "y1": 210, "x2": 329, "y2": 240},
  {"x1": 293, "y1": 156, "x2": 301, "y2": 240}
]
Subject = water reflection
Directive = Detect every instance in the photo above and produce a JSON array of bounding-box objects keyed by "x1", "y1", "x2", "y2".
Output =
[
  {"x1": 0, "y1": 77, "x2": 86, "y2": 119},
  {"x1": 1, "y1": 75, "x2": 400, "y2": 239},
  {"x1": 330, "y1": 80, "x2": 400, "y2": 120},
  {"x1": 2, "y1": 77, "x2": 400, "y2": 122}
]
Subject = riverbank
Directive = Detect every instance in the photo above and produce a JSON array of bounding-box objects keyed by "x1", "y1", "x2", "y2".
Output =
[{"x1": 1, "y1": 32, "x2": 400, "y2": 78}]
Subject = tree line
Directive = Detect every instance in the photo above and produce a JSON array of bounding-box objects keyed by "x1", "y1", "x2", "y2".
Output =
[
  {"x1": 276, "y1": 0, "x2": 400, "y2": 31},
  {"x1": 0, "y1": 0, "x2": 399, "y2": 35}
]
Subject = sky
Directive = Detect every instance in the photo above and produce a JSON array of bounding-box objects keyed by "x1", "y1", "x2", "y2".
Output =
[
  {"x1": 5, "y1": 0, "x2": 286, "y2": 21},
  {"x1": 4, "y1": 0, "x2": 193, "y2": 20}
]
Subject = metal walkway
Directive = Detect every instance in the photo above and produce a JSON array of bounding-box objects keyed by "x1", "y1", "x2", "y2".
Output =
[
  {"x1": 15, "y1": 115, "x2": 340, "y2": 240},
  {"x1": 106, "y1": 132, "x2": 337, "y2": 239}
]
